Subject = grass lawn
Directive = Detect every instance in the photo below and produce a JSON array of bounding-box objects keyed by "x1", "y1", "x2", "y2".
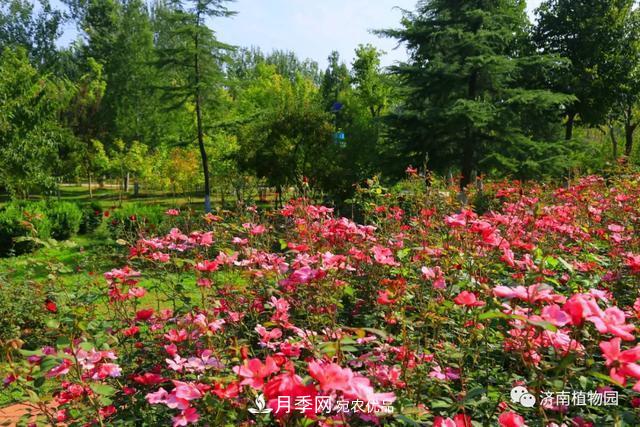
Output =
[{"x1": 0, "y1": 184, "x2": 279, "y2": 211}]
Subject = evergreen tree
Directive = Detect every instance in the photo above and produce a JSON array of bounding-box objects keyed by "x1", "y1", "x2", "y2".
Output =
[
  {"x1": 378, "y1": 0, "x2": 573, "y2": 188},
  {"x1": 154, "y1": 0, "x2": 234, "y2": 212}
]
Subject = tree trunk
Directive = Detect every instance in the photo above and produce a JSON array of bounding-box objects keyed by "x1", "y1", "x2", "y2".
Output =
[
  {"x1": 565, "y1": 112, "x2": 576, "y2": 140},
  {"x1": 88, "y1": 172, "x2": 93, "y2": 199},
  {"x1": 460, "y1": 141, "x2": 473, "y2": 190},
  {"x1": 460, "y1": 71, "x2": 477, "y2": 191},
  {"x1": 625, "y1": 123, "x2": 636, "y2": 157},
  {"x1": 194, "y1": 17, "x2": 211, "y2": 213},
  {"x1": 609, "y1": 124, "x2": 618, "y2": 160}
]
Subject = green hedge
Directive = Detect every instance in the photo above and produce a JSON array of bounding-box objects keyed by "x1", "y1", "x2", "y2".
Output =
[
  {"x1": 79, "y1": 201, "x2": 103, "y2": 234},
  {"x1": 0, "y1": 278, "x2": 53, "y2": 349},
  {"x1": 0, "y1": 201, "x2": 51, "y2": 256},
  {"x1": 106, "y1": 203, "x2": 168, "y2": 241},
  {"x1": 0, "y1": 200, "x2": 86, "y2": 256},
  {"x1": 47, "y1": 201, "x2": 83, "y2": 240}
]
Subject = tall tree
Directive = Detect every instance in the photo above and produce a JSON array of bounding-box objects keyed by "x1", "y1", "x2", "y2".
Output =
[
  {"x1": 0, "y1": 0, "x2": 64, "y2": 70},
  {"x1": 378, "y1": 0, "x2": 573, "y2": 188},
  {"x1": 0, "y1": 48, "x2": 72, "y2": 197},
  {"x1": 154, "y1": 0, "x2": 234, "y2": 212},
  {"x1": 266, "y1": 49, "x2": 321, "y2": 84},
  {"x1": 102, "y1": 0, "x2": 159, "y2": 146},
  {"x1": 608, "y1": 7, "x2": 640, "y2": 157},
  {"x1": 320, "y1": 51, "x2": 350, "y2": 111},
  {"x1": 235, "y1": 63, "x2": 333, "y2": 203},
  {"x1": 64, "y1": 57, "x2": 106, "y2": 198},
  {"x1": 351, "y1": 44, "x2": 390, "y2": 118},
  {"x1": 534, "y1": 0, "x2": 635, "y2": 140}
]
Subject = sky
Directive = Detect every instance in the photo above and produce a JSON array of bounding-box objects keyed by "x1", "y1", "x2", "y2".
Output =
[
  {"x1": 208, "y1": 0, "x2": 543, "y2": 69},
  {"x1": 55, "y1": 0, "x2": 544, "y2": 69}
]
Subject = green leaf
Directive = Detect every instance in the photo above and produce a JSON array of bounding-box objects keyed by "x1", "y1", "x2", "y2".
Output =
[
  {"x1": 557, "y1": 257, "x2": 574, "y2": 273},
  {"x1": 544, "y1": 256, "x2": 559, "y2": 268},
  {"x1": 394, "y1": 414, "x2": 422, "y2": 426},
  {"x1": 79, "y1": 342, "x2": 95, "y2": 351},
  {"x1": 430, "y1": 399, "x2": 453, "y2": 409},
  {"x1": 343, "y1": 285, "x2": 355, "y2": 297},
  {"x1": 360, "y1": 327, "x2": 389, "y2": 339},
  {"x1": 397, "y1": 248, "x2": 410, "y2": 260},
  {"x1": 591, "y1": 372, "x2": 623, "y2": 386},
  {"x1": 90, "y1": 383, "x2": 116, "y2": 396},
  {"x1": 526, "y1": 319, "x2": 557, "y2": 332},
  {"x1": 33, "y1": 376, "x2": 45, "y2": 389},
  {"x1": 26, "y1": 389, "x2": 40, "y2": 403},
  {"x1": 38, "y1": 356, "x2": 59, "y2": 375},
  {"x1": 478, "y1": 310, "x2": 510, "y2": 320},
  {"x1": 464, "y1": 387, "x2": 486, "y2": 402},
  {"x1": 46, "y1": 319, "x2": 60, "y2": 329},
  {"x1": 553, "y1": 353, "x2": 577, "y2": 373},
  {"x1": 56, "y1": 336, "x2": 71, "y2": 348}
]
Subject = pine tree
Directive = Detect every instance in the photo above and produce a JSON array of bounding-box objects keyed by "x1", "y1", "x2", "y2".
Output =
[
  {"x1": 154, "y1": 0, "x2": 234, "y2": 212},
  {"x1": 378, "y1": 0, "x2": 573, "y2": 188}
]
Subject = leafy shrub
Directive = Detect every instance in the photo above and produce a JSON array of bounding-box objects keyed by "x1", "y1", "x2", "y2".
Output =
[
  {"x1": 79, "y1": 201, "x2": 103, "y2": 234},
  {"x1": 46, "y1": 201, "x2": 83, "y2": 240},
  {"x1": 0, "y1": 277, "x2": 52, "y2": 349},
  {"x1": 0, "y1": 201, "x2": 51, "y2": 256},
  {"x1": 107, "y1": 203, "x2": 168, "y2": 241}
]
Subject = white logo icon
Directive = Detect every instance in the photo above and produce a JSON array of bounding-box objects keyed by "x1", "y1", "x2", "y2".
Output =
[
  {"x1": 249, "y1": 394, "x2": 272, "y2": 414},
  {"x1": 510, "y1": 386, "x2": 536, "y2": 408}
]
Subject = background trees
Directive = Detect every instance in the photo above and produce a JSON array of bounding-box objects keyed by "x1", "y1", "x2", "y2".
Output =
[
  {"x1": 378, "y1": 0, "x2": 574, "y2": 188},
  {"x1": 0, "y1": 48, "x2": 72, "y2": 197},
  {"x1": 2, "y1": 0, "x2": 640, "y2": 207},
  {"x1": 534, "y1": 0, "x2": 636, "y2": 141}
]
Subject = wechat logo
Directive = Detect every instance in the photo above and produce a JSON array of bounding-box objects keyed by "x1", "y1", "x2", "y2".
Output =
[{"x1": 511, "y1": 386, "x2": 536, "y2": 408}]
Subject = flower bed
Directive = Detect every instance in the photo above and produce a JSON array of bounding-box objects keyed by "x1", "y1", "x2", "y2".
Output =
[{"x1": 5, "y1": 173, "x2": 640, "y2": 426}]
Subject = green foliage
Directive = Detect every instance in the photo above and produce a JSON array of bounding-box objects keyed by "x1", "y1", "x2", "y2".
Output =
[
  {"x1": 0, "y1": 201, "x2": 51, "y2": 256},
  {"x1": 351, "y1": 44, "x2": 391, "y2": 118},
  {"x1": 79, "y1": 201, "x2": 103, "y2": 234},
  {"x1": 235, "y1": 63, "x2": 334, "y2": 191},
  {"x1": 378, "y1": 0, "x2": 575, "y2": 186},
  {"x1": 0, "y1": 200, "x2": 89, "y2": 256},
  {"x1": 3, "y1": 0, "x2": 640, "y2": 213},
  {"x1": 320, "y1": 50, "x2": 350, "y2": 110},
  {"x1": 106, "y1": 203, "x2": 168, "y2": 241},
  {"x1": 535, "y1": 0, "x2": 635, "y2": 135},
  {"x1": 46, "y1": 201, "x2": 83, "y2": 240},
  {"x1": 0, "y1": 47, "x2": 73, "y2": 197},
  {"x1": 0, "y1": 277, "x2": 52, "y2": 349},
  {"x1": 0, "y1": 0, "x2": 64, "y2": 70}
]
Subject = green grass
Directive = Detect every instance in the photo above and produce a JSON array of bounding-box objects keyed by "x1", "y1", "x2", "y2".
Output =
[{"x1": 1, "y1": 185, "x2": 279, "y2": 211}]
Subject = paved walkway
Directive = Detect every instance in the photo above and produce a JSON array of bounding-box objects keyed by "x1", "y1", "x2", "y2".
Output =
[{"x1": 0, "y1": 403, "x2": 50, "y2": 425}]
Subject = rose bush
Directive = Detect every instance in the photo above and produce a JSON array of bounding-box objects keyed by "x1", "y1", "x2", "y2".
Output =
[{"x1": 4, "y1": 169, "x2": 640, "y2": 426}]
